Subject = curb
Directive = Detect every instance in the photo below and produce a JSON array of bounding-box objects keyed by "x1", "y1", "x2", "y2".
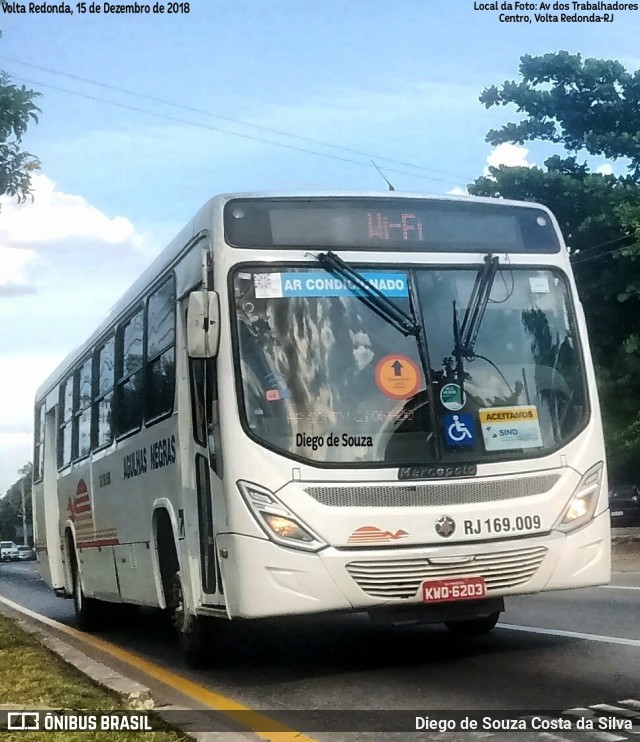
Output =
[
  {"x1": 611, "y1": 528, "x2": 640, "y2": 545},
  {"x1": 19, "y1": 620, "x2": 156, "y2": 710},
  {"x1": 612, "y1": 536, "x2": 640, "y2": 545},
  {"x1": 0, "y1": 605, "x2": 254, "y2": 742},
  {"x1": 0, "y1": 535, "x2": 636, "y2": 741}
]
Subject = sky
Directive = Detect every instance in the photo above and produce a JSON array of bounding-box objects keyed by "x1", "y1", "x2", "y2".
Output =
[{"x1": 0, "y1": 0, "x2": 638, "y2": 493}]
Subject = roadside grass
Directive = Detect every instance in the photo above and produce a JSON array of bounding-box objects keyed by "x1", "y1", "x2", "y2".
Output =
[{"x1": 0, "y1": 613, "x2": 190, "y2": 741}]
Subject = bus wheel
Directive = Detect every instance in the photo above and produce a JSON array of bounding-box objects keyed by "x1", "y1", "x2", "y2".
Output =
[
  {"x1": 70, "y1": 548, "x2": 104, "y2": 631},
  {"x1": 444, "y1": 612, "x2": 500, "y2": 636},
  {"x1": 168, "y1": 571, "x2": 210, "y2": 668}
]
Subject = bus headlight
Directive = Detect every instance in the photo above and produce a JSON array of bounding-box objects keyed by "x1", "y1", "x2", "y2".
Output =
[
  {"x1": 260, "y1": 513, "x2": 314, "y2": 542},
  {"x1": 554, "y1": 462, "x2": 603, "y2": 533},
  {"x1": 237, "y1": 481, "x2": 326, "y2": 552}
]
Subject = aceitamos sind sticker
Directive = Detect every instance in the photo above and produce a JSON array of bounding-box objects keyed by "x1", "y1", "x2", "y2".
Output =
[{"x1": 479, "y1": 405, "x2": 543, "y2": 451}]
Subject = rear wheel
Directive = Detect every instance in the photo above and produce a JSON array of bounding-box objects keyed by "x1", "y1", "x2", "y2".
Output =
[
  {"x1": 70, "y1": 546, "x2": 105, "y2": 631},
  {"x1": 168, "y1": 571, "x2": 210, "y2": 668},
  {"x1": 445, "y1": 611, "x2": 500, "y2": 636}
]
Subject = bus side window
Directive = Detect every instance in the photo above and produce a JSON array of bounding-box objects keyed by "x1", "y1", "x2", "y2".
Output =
[
  {"x1": 116, "y1": 308, "x2": 144, "y2": 436},
  {"x1": 207, "y1": 363, "x2": 221, "y2": 475},
  {"x1": 34, "y1": 403, "x2": 45, "y2": 481},
  {"x1": 189, "y1": 357, "x2": 206, "y2": 446},
  {"x1": 189, "y1": 357, "x2": 220, "y2": 474},
  {"x1": 93, "y1": 336, "x2": 115, "y2": 450},
  {"x1": 146, "y1": 276, "x2": 176, "y2": 421},
  {"x1": 74, "y1": 357, "x2": 92, "y2": 460},
  {"x1": 58, "y1": 376, "x2": 73, "y2": 468}
]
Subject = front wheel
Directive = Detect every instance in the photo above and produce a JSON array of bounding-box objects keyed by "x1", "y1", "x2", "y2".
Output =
[
  {"x1": 444, "y1": 612, "x2": 500, "y2": 636},
  {"x1": 168, "y1": 571, "x2": 210, "y2": 668}
]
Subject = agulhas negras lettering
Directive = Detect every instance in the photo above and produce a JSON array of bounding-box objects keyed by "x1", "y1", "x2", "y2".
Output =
[
  {"x1": 123, "y1": 435, "x2": 176, "y2": 479},
  {"x1": 149, "y1": 435, "x2": 177, "y2": 470},
  {"x1": 123, "y1": 448, "x2": 147, "y2": 479}
]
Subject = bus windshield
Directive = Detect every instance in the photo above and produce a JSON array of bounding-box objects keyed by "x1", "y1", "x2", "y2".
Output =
[{"x1": 232, "y1": 265, "x2": 587, "y2": 467}]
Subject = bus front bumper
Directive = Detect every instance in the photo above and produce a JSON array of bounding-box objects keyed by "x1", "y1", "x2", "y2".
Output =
[{"x1": 217, "y1": 511, "x2": 610, "y2": 619}]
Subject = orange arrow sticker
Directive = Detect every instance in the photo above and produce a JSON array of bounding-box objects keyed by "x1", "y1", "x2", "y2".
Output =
[{"x1": 374, "y1": 354, "x2": 422, "y2": 400}]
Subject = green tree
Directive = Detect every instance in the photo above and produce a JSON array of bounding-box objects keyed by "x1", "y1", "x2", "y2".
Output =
[
  {"x1": 471, "y1": 157, "x2": 640, "y2": 358},
  {"x1": 471, "y1": 52, "x2": 640, "y2": 481},
  {"x1": 480, "y1": 51, "x2": 640, "y2": 177},
  {"x1": 0, "y1": 71, "x2": 41, "y2": 204},
  {"x1": 0, "y1": 463, "x2": 33, "y2": 543}
]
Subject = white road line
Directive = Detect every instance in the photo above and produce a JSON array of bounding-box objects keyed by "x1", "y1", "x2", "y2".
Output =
[
  {"x1": 564, "y1": 702, "x2": 640, "y2": 736},
  {"x1": 599, "y1": 585, "x2": 640, "y2": 591},
  {"x1": 0, "y1": 594, "x2": 68, "y2": 630},
  {"x1": 498, "y1": 623, "x2": 640, "y2": 648},
  {"x1": 591, "y1": 704, "x2": 640, "y2": 718},
  {"x1": 535, "y1": 732, "x2": 573, "y2": 742},
  {"x1": 540, "y1": 727, "x2": 627, "y2": 742}
]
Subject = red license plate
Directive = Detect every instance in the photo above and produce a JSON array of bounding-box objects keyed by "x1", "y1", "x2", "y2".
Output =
[{"x1": 422, "y1": 576, "x2": 487, "y2": 603}]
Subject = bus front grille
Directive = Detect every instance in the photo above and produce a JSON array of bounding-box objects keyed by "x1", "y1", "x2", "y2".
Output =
[
  {"x1": 345, "y1": 544, "x2": 548, "y2": 599},
  {"x1": 305, "y1": 474, "x2": 560, "y2": 508}
]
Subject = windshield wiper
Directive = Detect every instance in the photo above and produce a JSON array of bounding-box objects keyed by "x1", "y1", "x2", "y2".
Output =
[
  {"x1": 313, "y1": 251, "x2": 420, "y2": 337},
  {"x1": 453, "y1": 254, "x2": 499, "y2": 386}
]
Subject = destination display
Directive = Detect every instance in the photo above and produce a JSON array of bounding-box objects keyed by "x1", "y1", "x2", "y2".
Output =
[{"x1": 224, "y1": 197, "x2": 560, "y2": 252}]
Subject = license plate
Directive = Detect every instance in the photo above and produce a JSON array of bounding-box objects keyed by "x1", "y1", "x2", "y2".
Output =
[
  {"x1": 612, "y1": 511, "x2": 624, "y2": 517},
  {"x1": 422, "y1": 576, "x2": 487, "y2": 603}
]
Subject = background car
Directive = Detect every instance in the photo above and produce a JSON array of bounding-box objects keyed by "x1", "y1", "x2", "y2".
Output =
[
  {"x1": 0, "y1": 541, "x2": 19, "y2": 561},
  {"x1": 17, "y1": 545, "x2": 35, "y2": 561},
  {"x1": 609, "y1": 485, "x2": 640, "y2": 527}
]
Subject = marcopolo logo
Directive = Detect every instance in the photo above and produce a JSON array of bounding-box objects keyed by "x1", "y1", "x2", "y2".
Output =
[{"x1": 398, "y1": 464, "x2": 477, "y2": 480}]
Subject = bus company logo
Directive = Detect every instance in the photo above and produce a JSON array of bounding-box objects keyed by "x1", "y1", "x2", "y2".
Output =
[
  {"x1": 67, "y1": 479, "x2": 91, "y2": 522},
  {"x1": 434, "y1": 516, "x2": 456, "y2": 538},
  {"x1": 347, "y1": 526, "x2": 409, "y2": 544},
  {"x1": 7, "y1": 711, "x2": 40, "y2": 730},
  {"x1": 67, "y1": 479, "x2": 119, "y2": 549}
]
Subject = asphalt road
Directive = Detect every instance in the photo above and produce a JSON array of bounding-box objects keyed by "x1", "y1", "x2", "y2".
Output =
[{"x1": 1, "y1": 556, "x2": 640, "y2": 741}]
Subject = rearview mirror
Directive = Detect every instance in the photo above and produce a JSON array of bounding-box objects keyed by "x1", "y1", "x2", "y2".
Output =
[{"x1": 187, "y1": 291, "x2": 220, "y2": 358}]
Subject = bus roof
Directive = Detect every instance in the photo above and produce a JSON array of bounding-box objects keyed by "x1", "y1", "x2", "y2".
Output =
[
  {"x1": 35, "y1": 196, "x2": 214, "y2": 402},
  {"x1": 35, "y1": 191, "x2": 555, "y2": 402},
  {"x1": 215, "y1": 190, "x2": 553, "y2": 212}
]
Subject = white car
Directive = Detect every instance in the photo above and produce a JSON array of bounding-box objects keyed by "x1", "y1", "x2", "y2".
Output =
[
  {"x1": 1, "y1": 541, "x2": 19, "y2": 561},
  {"x1": 17, "y1": 545, "x2": 35, "y2": 561}
]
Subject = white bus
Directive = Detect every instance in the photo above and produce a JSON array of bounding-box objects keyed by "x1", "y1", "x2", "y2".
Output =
[{"x1": 33, "y1": 192, "x2": 610, "y2": 665}]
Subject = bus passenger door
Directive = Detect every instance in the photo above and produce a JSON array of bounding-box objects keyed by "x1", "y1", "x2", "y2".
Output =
[{"x1": 190, "y1": 357, "x2": 224, "y2": 605}]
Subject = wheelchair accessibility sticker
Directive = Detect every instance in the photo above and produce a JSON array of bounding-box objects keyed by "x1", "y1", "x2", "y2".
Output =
[{"x1": 444, "y1": 413, "x2": 475, "y2": 447}]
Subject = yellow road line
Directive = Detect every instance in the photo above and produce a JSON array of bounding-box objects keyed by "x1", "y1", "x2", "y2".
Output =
[{"x1": 0, "y1": 595, "x2": 318, "y2": 742}]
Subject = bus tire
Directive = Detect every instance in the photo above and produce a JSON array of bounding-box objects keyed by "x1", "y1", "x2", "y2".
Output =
[
  {"x1": 70, "y1": 545, "x2": 104, "y2": 631},
  {"x1": 444, "y1": 612, "x2": 500, "y2": 636},
  {"x1": 168, "y1": 570, "x2": 210, "y2": 668}
]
